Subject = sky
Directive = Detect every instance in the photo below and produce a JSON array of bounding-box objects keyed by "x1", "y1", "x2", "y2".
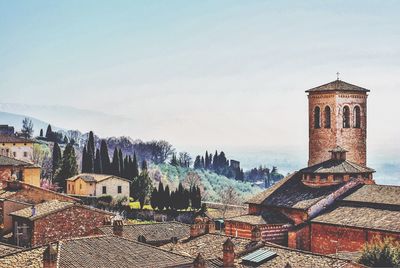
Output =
[{"x1": 1, "y1": 1, "x2": 400, "y2": 176}]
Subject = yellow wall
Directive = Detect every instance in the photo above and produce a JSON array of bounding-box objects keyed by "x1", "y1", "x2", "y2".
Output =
[
  {"x1": 22, "y1": 167, "x2": 40, "y2": 187},
  {"x1": 67, "y1": 177, "x2": 96, "y2": 196}
]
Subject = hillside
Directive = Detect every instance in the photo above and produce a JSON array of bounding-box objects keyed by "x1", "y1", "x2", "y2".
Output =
[{"x1": 149, "y1": 164, "x2": 262, "y2": 203}]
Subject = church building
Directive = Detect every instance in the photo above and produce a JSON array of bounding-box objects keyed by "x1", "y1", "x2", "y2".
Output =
[{"x1": 226, "y1": 78, "x2": 400, "y2": 255}]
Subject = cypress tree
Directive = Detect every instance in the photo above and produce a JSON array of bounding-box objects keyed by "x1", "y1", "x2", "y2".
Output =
[
  {"x1": 118, "y1": 149, "x2": 124, "y2": 177},
  {"x1": 40, "y1": 129, "x2": 43, "y2": 137},
  {"x1": 132, "y1": 153, "x2": 139, "y2": 178},
  {"x1": 52, "y1": 142, "x2": 62, "y2": 177},
  {"x1": 201, "y1": 156, "x2": 205, "y2": 168},
  {"x1": 150, "y1": 187, "x2": 158, "y2": 210},
  {"x1": 111, "y1": 148, "x2": 120, "y2": 176},
  {"x1": 157, "y1": 182, "x2": 165, "y2": 210},
  {"x1": 205, "y1": 151, "x2": 209, "y2": 169},
  {"x1": 213, "y1": 150, "x2": 218, "y2": 170},
  {"x1": 141, "y1": 159, "x2": 148, "y2": 172},
  {"x1": 94, "y1": 149, "x2": 102, "y2": 173},
  {"x1": 100, "y1": 140, "x2": 111, "y2": 174},
  {"x1": 54, "y1": 143, "x2": 78, "y2": 192},
  {"x1": 45, "y1": 124, "x2": 53, "y2": 139},
  {"x1": 122, "y1": 156, "x2": 129, "y2": 179},
  {"x1": 63, "y1": 136, "x2": 68, "y2": 144},
  {"x1": 81, "y1": 146, "x2": 88, "y2": 173},
  {"x1": 164, "y1": 185, "x2": 170, "y2": 210}
]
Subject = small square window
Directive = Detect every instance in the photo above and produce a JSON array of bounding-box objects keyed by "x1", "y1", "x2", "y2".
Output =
[
  {"x1": 102, "y1": 186, "x2": 107, "y2": 194},
  {"x1": 23, "y1": 152, "x2": 28, "y2": 157},
  {"x1": 117, "y1": 186, "x2": 122, "y2": 194}
]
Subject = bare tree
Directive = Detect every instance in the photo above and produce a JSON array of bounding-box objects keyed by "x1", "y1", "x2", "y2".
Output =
[
  {"x1": 183, "y1": 172, "x2": 201, "y2": 189},
  {"x1": 218, "y1": 185, "x2": 242, "y2": 220},
  {"x1": 178, "y1": 152, "x2": 192, "y2": 167},
  {"x1": 21, "y1": 118, "x2": 34, "y2": 138}
]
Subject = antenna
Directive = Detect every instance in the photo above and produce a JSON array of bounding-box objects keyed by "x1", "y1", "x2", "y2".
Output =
[{"x1": 336, "y1": 72, "x2": 340, "y2": 81}]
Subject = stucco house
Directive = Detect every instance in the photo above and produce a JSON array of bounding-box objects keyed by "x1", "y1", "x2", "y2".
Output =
[
  {"x1": 0, "y1": 135, "x2": 34, "y2": 163},
  {"x1": 66, "y1": 173, "x2": 130, "y2": 200},
  {"x1": 0, "y1": 155, "x2": 40, "y2": 187}
]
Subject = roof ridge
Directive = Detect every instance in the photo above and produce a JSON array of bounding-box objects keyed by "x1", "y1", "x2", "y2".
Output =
[{"x1": 0, "y1": 154, "x2": 33, "y2": 166}]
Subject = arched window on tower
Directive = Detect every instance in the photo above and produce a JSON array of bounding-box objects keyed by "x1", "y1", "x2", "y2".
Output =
[
  {"x1": 314, "y1": 106, "x2": 321, "y2": 128},
  {"x1": 324, "y1": 106, "x2": 331, "y2": 128},
  {"x1": 354, "y1": 106, "x2": 361, "y2": 128},
  {"x1": 343, "y1": 106, "x2": 350, "y2": 128}
]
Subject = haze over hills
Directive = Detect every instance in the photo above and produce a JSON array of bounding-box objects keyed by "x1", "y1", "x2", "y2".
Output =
[{"x1": 1, "y1": 104, "x2": 398, "y2": 186}]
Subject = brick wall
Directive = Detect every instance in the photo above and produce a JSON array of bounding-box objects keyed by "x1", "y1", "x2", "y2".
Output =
[
  {"x1": 311, "y1": 223, "x2": 400, "y2": 254},
  {"x1": 288, "y1": 224, "x2": 310, "y2": 251},
  {"x1": 30, "y1": 206, "x2": 110, "y2": 246},
  {"x1": 248, "y1": 204, "x2": 261, "y2": 214},
  {"x1": 308, "y1": 91, "x2": 367, "y2": 167}
]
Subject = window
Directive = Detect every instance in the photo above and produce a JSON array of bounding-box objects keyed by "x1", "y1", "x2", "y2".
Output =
[
  {"x1": 117, "y1": 186, "x2": 122, "y2": 194},
  {"x1": 314, "y1": 106, "x2": 321, "y2": 128},
  {"x1": 343, "y1": 106, "x2": 350, "y2": 128},
  {"x1": 102, "y1": 186, "x2": 107, "y2": 194},
  {"x1": 80, "y1": 184, "x2": 82, "y2": 189},
  {"x1": 354, "y1": 106, "x2": 361, "y2": 128},
  {"x1": 324, "y1": 106, "x2": 331, "y2": 128},
  {"x1": 23, "y1": 152, "x2": 28, "y2": 157},
  {"x1": 13, "y1": 152, "x2": 16, "y2": 157}
]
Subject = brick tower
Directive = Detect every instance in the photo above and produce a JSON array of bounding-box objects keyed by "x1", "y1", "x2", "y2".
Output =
[{"x1": 306, "y1": 78, "x2": 369, "y2": 167}]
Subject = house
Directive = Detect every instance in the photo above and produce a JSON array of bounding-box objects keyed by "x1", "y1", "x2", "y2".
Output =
[
  {"x1": 0, "y1": 235, "x2": 197, "y2": 268},
  {"x1": 0, "y1": 155, "x2": 40, "y2": 187},
  {"x1": 98, "y1": 221, "x2": 191, "y2": 246},
  {"x1": 0, "y1": 180, "x2": 78, "y2": 235},
  {"x1": 232, "y1": 79, "x2": 400, "y2": 253},
  {"x1": 0, "y1": 135, "x2": 34, "y2": 163},
  {"x1": 9, "y1": 199, "x2": 113, "y2": 247},
  {"x1": 66, "y1": 173, "x2": 130, "y2": 200}
]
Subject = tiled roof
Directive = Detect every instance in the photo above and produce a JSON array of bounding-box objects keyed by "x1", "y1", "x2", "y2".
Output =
[
  {"x1": 0, "y1": 155, "x2": 33, "y2": 167},
  {"x1": 57, "y1": 235, "x2": 194, "y2": 268},
  {"x1": 0, "y1": 246, "x2": 45, "y2": 268},
  {"x1": 9, "y1": 200, "x2": 112, "y2": 220},
  {"x1": 246, "y1": 172, "x2": 298, "y2": 205},
  {"x1": 10, "y1": 200, "x2": 74, "y2": 220},
  {"x1": 160, "y1": 233, "x2": 263, "y2": 259},
  {"x1": 0, "y1": 235, "x2": 194, "y2": 268},
  {"x1": 66, "y1": 173, "x2": 131, "y2": 183},
  {"x1": 300, "y1": 159, "x2": 375, "y2": 174},
  {"x1": 226, "y1": 211, "x2": 291, "y2": 225},
  {"x1": 0, "y1": 243, "x2": 21, "y2": 257},
  {"x1": 311, "y1": 205, "x2": 400, "y2": 233},
  {"x1": 251, "y1": 172, "x2": 346, "y2": 210},
  {"x1": 342, "y1": 184, "x2": 400, "y2": 206},
  {"x1": 0, "y1": 135, "x2": 33, "y2": 143},
  {"x1": 160, "y1": 233, "x2": 352, "y2": 268},
  {"x1": 205, "y1": 207, "x2": 248, "y2": 220},
  {"x1": 98, "y1": 221, "x2": 190, "y2": 242},
  {"x1": 306, "y1": 80, "x2": 370, "y2": 93}
]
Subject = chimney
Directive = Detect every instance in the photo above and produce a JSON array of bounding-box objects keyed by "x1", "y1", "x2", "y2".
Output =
[
  {"x1": 103, "y1": 216, "x2": 111, "y2": 226},
  {"x1": 31, "y1": 205, "x2": 36, "y2": 217},
  {"x1": 251, "y1": 226, "x2": 261, "y2": 242},
  {"x1": 193, "y1": 253, "x2": 206, "y2": 268},
  {"x1": 113, "y1": 220, "x2": 123, "y2": 237},
  {"x1": 223, "y1": 238, "x2": 235, "y2": 267},
  {"x1": 43, "y1": 243, "x2": 58, "y2": 268}
]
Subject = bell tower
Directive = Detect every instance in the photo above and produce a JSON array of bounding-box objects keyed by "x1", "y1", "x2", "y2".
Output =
[{"x1": 306, "y1": 78, "x2": 369, "y2": 167}]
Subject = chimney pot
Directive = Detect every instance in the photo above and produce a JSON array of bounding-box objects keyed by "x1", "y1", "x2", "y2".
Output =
[
  {"x1": 43, "y1": 243, "x2": 58, "y2": 268},
  {"x1": 223, "y1": 238, "x2": 235, "y2": 267},
  {"x1": 31, "y1": 205, "x2": 36, "y2": 217},
  {"x1": 112, "y1": 220, "x2": 123, "y2": 237}
]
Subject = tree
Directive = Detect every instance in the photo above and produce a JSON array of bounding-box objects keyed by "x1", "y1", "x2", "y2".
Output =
[
  {"x1": 54, "y1": 143, "x2": 78, "y2": 192},
  {"x1": 94, "y1": 149, "x2": 102, "y2": 173},
  {"x1": 218, "y1": 185, "x2": 241, "y2": 220},
  {"x1": 183, "y1": 172, "x2": 201, "y2": 189},
  {"x1": 132, "y1": 153, "x2": 139, "y2": 178},
  {"x1": 32, "y1": 144, "x2": 51, "y2": 178},
  {"x1": 170, "y1": 154, "x2": 178, "y2": 166},
  {"x1": 111, "y1": 148, "x2": 120, "y2": 176},
  {"x1": 150, "y1": 187, "x2": 158, "y2": 210},
  {"x1": 51, "y1": 142, "x2": 62, "y2": 177},
  {"x1": 133, "y1": 169, "x2": 153, "y2": 209},
  {"x1": 359, "y1": 237, "x2": 400, "y2": 267},
  {"x1": 39, "y1": 129, "x2": 43, "y2": 137},
  {"x1": 141, "y1": 159, "x2": 148, "y2": 171},
  {"x1": 81, "y1": 146, "x2": 88, "y2": 173},
  {"x1": 45, "y1": 124, "x2": 53, "y2": 140},
  {"x1": 100, "y1": 140, "x2": 111, "y2": 174},
  {"x1": 21, "y1": 118, "x2": 34, "y2": 138},
  {"x1": 193, "y1": 156, "x2": 201, "y2": 169},
  {"x1": 178, "y1": 152, "x2": 192, "y2": 168},
  {"x1": 63, "y1": 136, "x2": 68, "y2": 144},
  {"x1": 164, "y1": 185, "x2": 171, "y2": 210},
  {"x1": 118, "y1": 149, "x2": 124, "y2": 177},
  {"x1": 157, "y1": 182, "x2": 165, "y2": 210}
]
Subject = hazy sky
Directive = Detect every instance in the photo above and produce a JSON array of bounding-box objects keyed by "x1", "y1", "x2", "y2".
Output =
[{"x1": 1, "y1": 1, "x2": 400, "y2": 160}]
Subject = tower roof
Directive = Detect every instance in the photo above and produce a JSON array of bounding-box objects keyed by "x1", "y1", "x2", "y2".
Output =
[{"x1": 306, "y1": 80, "x2": 370, "y2": 93}]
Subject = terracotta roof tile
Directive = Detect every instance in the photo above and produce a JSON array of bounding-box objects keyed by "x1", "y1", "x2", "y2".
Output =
[
  {"x1": 311, "y1": 205, "x2": 400, "y2": 232},
  {"x1": 342, "y1": 184, "x2": 400, "y2": 206},
  {"x1": 98, "y1": 221, "x2": 190, "y2": 242},
  {"x1": 226, "y1": 211, "x2": 291, "y2": 225},
  {"x1": 0, "y1": 155, "x2": 33, "y2": 167},
  {"x1": 66, "y1": 173, "x2": 131, "y2": 183},
  {"x1": 306, "y1": 80, "x2": 370, "y2": 93},
  {"x1": 0, "y1": 243, "x2": 21, "y2": 257},
  {"x1": 0, "y1": 135, "x2": 33, "y2": 144},
  {"x1": 300, "y1": 159, "x2": 375, "y2": 174}
]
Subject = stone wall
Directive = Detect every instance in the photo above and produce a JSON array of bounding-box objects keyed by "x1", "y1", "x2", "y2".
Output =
[
  {"x1": 31, "y1": 206, "x2": 110, "y2": 246},
  {"x1": 311, "y1": 223, "x2": 400, "y2": 254},
  {"x1": 308, "y1": 91, "x2": 367, "y2": 166}
]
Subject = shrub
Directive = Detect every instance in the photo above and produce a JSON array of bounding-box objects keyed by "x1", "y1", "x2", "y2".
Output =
[{"x1": 358, "y1": 237, "x2": 400, "y2": 267}]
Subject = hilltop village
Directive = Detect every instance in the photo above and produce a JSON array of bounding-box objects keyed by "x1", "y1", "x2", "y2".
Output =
[{"x1": 0, "y1": 79, "x2": 399, "y2": 267}]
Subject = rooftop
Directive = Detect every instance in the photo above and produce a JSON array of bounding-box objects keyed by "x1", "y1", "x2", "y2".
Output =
[
  {"x1": 66, "y1": 173, "x2": 131, "y2": 183},
  {"x1": 311, "y1": 205, "x2": 400, "y2": 233},
  {"x1": 0, "y1": 243, "x2": 21, "y2": 257},
  {"x1": 98, "y1": 221, "x2": 190, "y2": 242},
  {"x1": 0, "y1": 135, "x2": 33, "y2": 144},
  {"x1": 300, "y1": 159, "x2": 375, "y2": 174},
  {"x1": 226, "y1": 211, "x2": 291, "y2": 225},
  {"x1": 341, "y1": 184, "x2": 400, "y2": 207},
  {"x1": 306, "y1": 80, "x2": 370, "y2": 93},
  {"x1": 0, "y1": 235, "x2": 194, "y2": 268},
  {"x1": 0, "y1": 155, "x2": 34, "y2": 167}
]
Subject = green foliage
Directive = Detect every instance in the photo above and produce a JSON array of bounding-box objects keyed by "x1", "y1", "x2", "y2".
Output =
[
  {"x1": 97, "y1": 195, "x2": 113, "y2": 204},
  {"x1": 100, "y1": 140, "x2": 111, "y2": 174},
  {"x1": 51, "y1": 142, "x2": 62, "y2": 176},
  {"x1": 132, "y1": 169, "x2": 153, "y2": 209},
  {"x1": 21, "y1": 117, "x2": 34, "y2": 138},
  {"x1": 54, "y1": 143, "x2": 78, "y2": 192},
  {"x1": 359, "y1": 237, "x2": 400, "y2": 267}
]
